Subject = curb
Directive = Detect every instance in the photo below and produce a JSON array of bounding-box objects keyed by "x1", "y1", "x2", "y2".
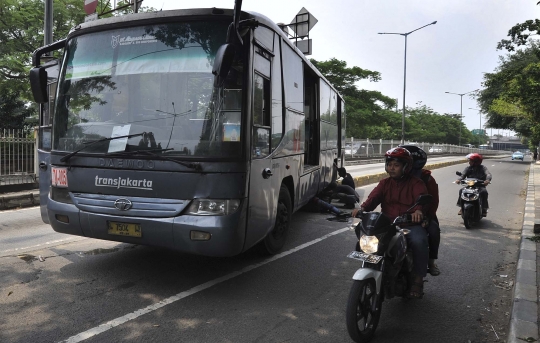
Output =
[
  {"x1": 0, "y1": 192, "x2": 40, "y2": 210},
  {"x1": 348, "y1": 159, "x2": 468, "y2": 188},
  {"x1": 345, "y1": 155, "x2": 507, "y2": 188},
  {"x1": 507, "y1": 163, "x2": 538, "y2": 343}
]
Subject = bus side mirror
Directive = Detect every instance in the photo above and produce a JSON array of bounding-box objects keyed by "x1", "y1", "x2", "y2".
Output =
[
  {"x1": 212, "y1": 44, "x2": 235, "y2": 87},
  {"x1": 29, "y1": 67, "x2": 48, "y2": 103}
]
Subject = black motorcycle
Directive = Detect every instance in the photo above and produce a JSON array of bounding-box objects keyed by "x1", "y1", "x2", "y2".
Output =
[
  {"x1": 345, "y1": 195, "x2": 432, "y2": 343},
  {"x1": 455, "y1": 171, "x2": 487, "y2": 229}
]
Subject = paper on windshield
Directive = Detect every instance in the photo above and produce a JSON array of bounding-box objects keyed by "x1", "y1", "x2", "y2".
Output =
[{"x1": 108, "y1": 124, "x2": 131, "y2": 153}]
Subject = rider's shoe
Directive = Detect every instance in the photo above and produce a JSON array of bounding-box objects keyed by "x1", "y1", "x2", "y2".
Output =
[
  {"x1": 458, "y1": 208, "x2": 462, "y2": 215},
  {"x1": 482, "y1": 209, "x2": 487, "y2": 217},
  {"x1": 428, "y1": 262, "x2": 440, "y2": 276}
]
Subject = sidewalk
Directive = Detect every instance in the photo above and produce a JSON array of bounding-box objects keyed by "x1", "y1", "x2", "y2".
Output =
[{"x1": 507, "y1": 161, "x2": 539, "y2": 343}]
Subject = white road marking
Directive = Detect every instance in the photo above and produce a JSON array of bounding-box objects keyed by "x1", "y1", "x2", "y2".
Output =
[
  {"x1": 0, "y1": 206, "x2": 39, "y2": 214},
  {"x1": 1, "y1": 237, "x2": 85, "y2": 256},
  {"x1": 59, "y1": 227, "x2": 349, "y2": 343}
]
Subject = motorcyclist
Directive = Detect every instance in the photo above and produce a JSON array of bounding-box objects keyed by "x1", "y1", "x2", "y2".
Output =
[
  {"x1": 400, "y1": 145, "x2": 441, "y2": 276},
  {"x1": 352, "y1": 147, "x2": 429, "y2": 298},
  {"x1": 455, "y1": 153, "x2": 492, "y2": 216}
]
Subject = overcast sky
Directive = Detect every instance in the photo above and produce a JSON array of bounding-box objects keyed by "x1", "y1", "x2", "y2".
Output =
[{"x1": 139, "y1": 0, "x2": 538, "y2": 135}]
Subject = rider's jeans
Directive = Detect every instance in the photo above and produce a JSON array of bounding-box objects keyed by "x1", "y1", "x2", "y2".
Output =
[{"x1": 406, "y1": 224, "x2": 429, "y2": 277}]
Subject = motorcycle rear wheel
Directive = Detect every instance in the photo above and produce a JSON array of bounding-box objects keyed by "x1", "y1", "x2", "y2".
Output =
[{"x1": 346, "y1": 278, "x2": 382, "y2": 343}]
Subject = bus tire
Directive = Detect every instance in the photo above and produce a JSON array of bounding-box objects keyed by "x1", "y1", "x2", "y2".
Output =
[{"x1": 259, "y1": 185, "x2": 292, "y2": 255}]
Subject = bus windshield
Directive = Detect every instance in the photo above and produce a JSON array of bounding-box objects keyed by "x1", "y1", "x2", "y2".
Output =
[{"x1": 53, "y1": 20, "x2": 244, "y2": 158}]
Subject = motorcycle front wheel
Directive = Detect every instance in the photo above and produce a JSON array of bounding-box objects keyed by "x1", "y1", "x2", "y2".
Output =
[
  {"x1": 462, "y1": 208, "x2": 471, "y2": 229},
  {"x1": 346, "y1": 278, "x2": 382, "y2": 343}
]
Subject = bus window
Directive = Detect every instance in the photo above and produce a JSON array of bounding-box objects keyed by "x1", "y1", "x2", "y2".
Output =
[{"x1": 253, "y1": 70, "x2": 271, "y2": 158}]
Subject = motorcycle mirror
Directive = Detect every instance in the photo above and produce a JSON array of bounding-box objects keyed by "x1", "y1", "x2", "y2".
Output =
[
  {"x1": 404, "y1": 194, "x2": 433, "y2": 213},
  {"x1": 456, "y1": 171, "x2": 462, "y2": 176},
  {"x1": 415, "y1": 194, "x2": 433, "y2": 206}
]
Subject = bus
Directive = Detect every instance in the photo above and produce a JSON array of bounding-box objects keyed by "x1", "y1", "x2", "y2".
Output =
[
  {"x1": 29, "y1": 2, "x2": 345, "y2": 256},
  {"x1": 478, "y1": 144, "x2": 489, "y2": 150}
]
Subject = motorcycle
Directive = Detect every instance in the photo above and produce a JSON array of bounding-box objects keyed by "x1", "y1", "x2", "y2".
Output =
[
  {"x1": 345, "y1": 194, "x2": 432, "y2": 343},
  {"x1": 455, "y1": 171, "x2": 487, "y2": 229}
]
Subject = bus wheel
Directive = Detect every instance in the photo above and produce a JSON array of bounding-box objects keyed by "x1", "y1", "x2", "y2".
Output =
[{"x1": 260, "y1": 185, "x2": 292, "y2": 255}]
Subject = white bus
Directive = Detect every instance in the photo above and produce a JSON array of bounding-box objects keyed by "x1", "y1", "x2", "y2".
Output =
[{"x1": 29, "y1": 1, "x2": 345, "y2": 256}]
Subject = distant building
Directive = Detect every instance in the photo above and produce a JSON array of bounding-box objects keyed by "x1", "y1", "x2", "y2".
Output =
[{"x1": 489, "y1": 136, "x2": 527, "y2": 151}]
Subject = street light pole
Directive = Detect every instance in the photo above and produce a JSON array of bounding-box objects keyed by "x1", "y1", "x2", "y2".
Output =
[
  {"x1": 469, "y1": 108, "x2": 483, "y2": 146},
  {"x1": 469, "y1": 107, "x2": 482, "y2": 132},
  {"x1": 379, "y1": 21, "x2": 437, "y2": 145},
  {"x1": 445, "y1": 89, "x2": 478, "y2": 146}
]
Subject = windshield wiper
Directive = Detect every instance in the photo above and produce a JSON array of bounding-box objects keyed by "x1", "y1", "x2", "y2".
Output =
[
  {"x1": 60, "y1": 132, "x2": 146, "y2": 163},
  {"x1": 105, "y1": 148, "x2": 175, "y2": 156},
  {"x1": 115, "y1": 149, "x2": 202, "y2": 171}
]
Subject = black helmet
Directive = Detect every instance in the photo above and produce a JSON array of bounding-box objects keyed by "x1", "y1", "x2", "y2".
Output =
[{"x1": 399, "y1": 145, "x2": 427, "y2": 170}]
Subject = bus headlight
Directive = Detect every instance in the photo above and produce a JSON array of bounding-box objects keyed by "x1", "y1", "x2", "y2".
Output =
[
  {"x1": 185, "y1": 199, "x2": 240, "y2": 216},
  {"x1": 359, "y1": 235, "x2": 379, "y2": 254},
  {"x1": 50, "y1": 187, "x2": 73, "y2": 204}
]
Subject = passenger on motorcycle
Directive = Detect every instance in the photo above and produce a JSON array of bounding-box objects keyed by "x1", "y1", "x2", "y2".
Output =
[
  {"x1": 352, "y1": 147, "x2": 429, "y2": 298},
  {"x1": 400, "y1": 145, "x2": 441, "y2": 276},
  {"x1": 455, "y1": 153, "x2": 492, "y2": 216}
]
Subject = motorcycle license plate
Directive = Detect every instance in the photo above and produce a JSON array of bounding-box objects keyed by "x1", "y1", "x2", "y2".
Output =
[{"x1": 347, "y1": 251, "x2": 383, "y2": 264}]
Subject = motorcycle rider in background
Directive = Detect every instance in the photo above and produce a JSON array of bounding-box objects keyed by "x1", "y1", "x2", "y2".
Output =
[
  {"x1": 352, "y1": 147, "x2": 429, "y2": 298},
  {"x1": 455, "y1": 153, "x2": 492, "y2": 216},
  {"x1": 400, "y1": 145, "x2": 441, "y2": 276}
]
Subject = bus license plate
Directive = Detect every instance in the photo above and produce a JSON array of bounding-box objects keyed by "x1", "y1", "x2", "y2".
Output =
[
  {"x1": 347, "y1": 251, "x2": 383, "y2": 264},
  {"x1": 108, "y1": 221, "x2": 142, "y2": 238},
  {"x1": 51, "y1": 167, "x2": 68, "y2": 188}
]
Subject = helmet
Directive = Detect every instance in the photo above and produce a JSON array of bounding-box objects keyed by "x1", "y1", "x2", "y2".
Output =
[
  {"x1": 385, "y1": 147, "x2": 413, "y2": 175},
  {"x1": 467, "y1": 153, "x2": 483, "y2": 165},
  {"x1": 399, "y1": 145, "x2": 427, "y2": 170}
]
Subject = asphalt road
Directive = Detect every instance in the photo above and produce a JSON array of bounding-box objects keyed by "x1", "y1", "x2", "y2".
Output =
[{"x1": 0, "y1": 157, "x2": 530, "y2": 343}]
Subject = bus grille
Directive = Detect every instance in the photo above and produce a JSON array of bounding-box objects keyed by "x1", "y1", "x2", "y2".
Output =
[{"x1": 71, "y1": 193, "x2": 188, "y2": 218}]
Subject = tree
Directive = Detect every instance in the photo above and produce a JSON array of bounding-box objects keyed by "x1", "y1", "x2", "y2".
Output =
[
  {"x1": 0, "y1": 0, "x2": 90, "y2": 98},
  {"x1": 310, "y1": 58, "x2": 398, "y2": 139},
  {"x1": 478, "y1": 43, "x2": 540, "y2": 147},
  {"x1": 0, "y1": 90, "x2": 34, "y2": 130},
  {"x1": 0, "y1": 0, "x2": 156, "y2": 130}
]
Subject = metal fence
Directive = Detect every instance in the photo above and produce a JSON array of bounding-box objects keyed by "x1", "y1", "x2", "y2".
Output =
[
  {"x1": 0, "y1": 131, "x2": 514, "y2": 187},
  {"x1": 344, "y1": 138, "x2": 509, "y2": 159},
  {"x1": 0, "y1": 129, "x2": 36, "y2": 186}
]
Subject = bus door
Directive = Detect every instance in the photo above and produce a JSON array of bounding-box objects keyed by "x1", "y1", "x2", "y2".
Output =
[
  {"x1": 303, "y1": 66, "x2": 319, "y2": 168},
  {"x1": 246, "y1": 46, "x2": 276, "y2": 248},
  {"x1": 36, "y1": 60, "x2": 60, "y2": 223}
]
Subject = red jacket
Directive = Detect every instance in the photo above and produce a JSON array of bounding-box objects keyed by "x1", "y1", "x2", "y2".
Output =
[
  {"x1": 420, "y1": 169, "x2": 439, "y2": 218},
  {"x1": 361, "y1": 175, "x2": 428, "y2": 220}
]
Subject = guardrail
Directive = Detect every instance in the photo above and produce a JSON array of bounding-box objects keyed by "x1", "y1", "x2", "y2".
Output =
[{"x1": 344, "y1": 138, "x2": 509, "y2": 159}]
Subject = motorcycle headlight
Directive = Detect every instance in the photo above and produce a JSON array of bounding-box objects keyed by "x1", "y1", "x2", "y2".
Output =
[
  {"x1": 461, "y1": 192, "x2": 479, "y2": 201},
  {"x1": 185, "y1": 199, "x2": 240, "y2": 216},
  {"x1": 467, "y1": 180, "x2": 476, "y2": 186},
  {"x1": 359, "y1": 235, "x2": 379, "y2": 254}
]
